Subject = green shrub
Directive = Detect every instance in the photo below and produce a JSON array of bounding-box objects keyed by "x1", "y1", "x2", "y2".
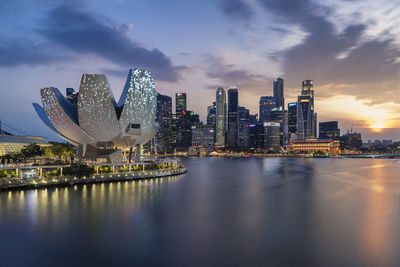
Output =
[
  {"x1": 118, "y1": 166, "x2": 129, "y2": 172},
  {"x1": 0, "y1": 170, "x2": 17, "y2": 178},
  {"x1": 62, "y1": 165, "x2": 95, "y2": 177}
]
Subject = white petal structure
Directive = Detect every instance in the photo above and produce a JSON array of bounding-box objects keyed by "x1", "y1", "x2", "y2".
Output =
[
  {"x1": 40, "y1": 87, "x2": 96, "y2": 145},
  {"x1": 78, "y1": 74, "x2": 121, "y2": 142},
  {"x1": 118, "y1": 69, "x2": 158, "y2": 147},
  {"x1": 33, "y1": 103, "x2": 79, "y2": 146},
  {"x1": 33, "y1": 68, "x2": 159, "y2": 154}
]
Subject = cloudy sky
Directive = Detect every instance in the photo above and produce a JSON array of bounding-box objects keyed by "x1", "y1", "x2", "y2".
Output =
[{"x1": 0, "y1": 0, "x2": 399, "y2": 141}]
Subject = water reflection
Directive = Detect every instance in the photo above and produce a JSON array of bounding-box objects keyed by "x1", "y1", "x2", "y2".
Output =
[
  {"x1": 1, "y1": 159, "x2": 400, "y2": 266},
  {"x1": 0, "y1": 175, "x2": 182, "y2": 233},
  {"x1": 360, "y1": 163, "x2": 393, "y2": 266}
]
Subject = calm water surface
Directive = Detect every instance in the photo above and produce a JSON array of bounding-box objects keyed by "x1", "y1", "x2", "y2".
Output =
[{"x1": 1, "y1": 158, "x2": 400, "y2": 266}]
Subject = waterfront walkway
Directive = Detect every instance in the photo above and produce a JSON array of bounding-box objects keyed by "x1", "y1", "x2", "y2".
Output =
[
  {"x1": 341, "y1": 154, "x2": 400, "y2": 158},
  {"x1": 0, "y1": 166, "x2": 187, "y2": 191}
]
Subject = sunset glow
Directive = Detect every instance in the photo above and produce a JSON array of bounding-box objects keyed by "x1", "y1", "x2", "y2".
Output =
[{"x1": 371, "y1": 121, "x2": 385, "y2": 130}]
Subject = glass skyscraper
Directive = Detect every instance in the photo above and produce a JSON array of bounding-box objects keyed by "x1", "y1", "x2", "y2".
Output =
[
  {"x1": 297, "y1": 95, "x2": 313, "y2": 140},
  {"x1": 227, "y1": 87, "x2": 239, "y2": 148},
  {"x1": 259, "y1": 96, "x2": 275, "y2": 123},
  {"x1": 238, "y1": 106, "x2": 249, "y2": 149},
  {"x1": 264, "y1": 122, "x2": 281, "y2": 152},
  {"x1": 207, "y1": 102, "x2": 216, "y2": 129},
  {"x1": 175, "y1": 93, "x2": 187, "y2": 114},
  {"x1": 176, "y1": 110, "x2": 200, "y2": 150},
  {"x1": 301, "y1": 80, "x2": 316, "y2": 137},
  {"x1": 175, "y1": 92, "x2": 187, "y2": 149},
  {"x1": 249, "y1": 123, "x2": 264, "y2": 151},
  {"x1": 215, "y1": 87, "x2": 226, "y2": 147},
  {"x1": 155, "y1": 93, "x2": 173, "y2": 153},
  {"x1": 288, "y1": 102, "x2": 298, "y2": 139},
  {"x1": 273, "y1": 78, "x2": 284, "y2": 109},
  {"x1": 319, "y1": 121, "x2": 340, "y2": 140}
]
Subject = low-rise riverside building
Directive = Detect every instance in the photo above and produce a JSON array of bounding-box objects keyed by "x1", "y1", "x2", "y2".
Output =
[{"x1": 287, "y1": 139, "x2": 340, "y2": 154}]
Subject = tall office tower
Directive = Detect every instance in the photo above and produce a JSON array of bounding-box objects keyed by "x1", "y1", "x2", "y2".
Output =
[
  {"x1": 319, "y1": 121, "x2": 340, "y2": 140},
  {"x1": 238, "y1": 106, "x2": 250, "y2": 149},
  {"x1": 227, "y1": 87, "x2": 239, "y2": 148},
  {"x1": 283, "y1": 110, "x2": 289, "y2": 147},
  {"x1": 273, "y1": 78, "x2": 284, "y2": 109},
  {"x1": 264, "y1": 122, "x2": 281, "y2": 152},
  {"x1": 179, "y1": 110, "x2": 200, "y2": 149},
  {"x1": 270, "y1": 107, "x2": 283, "y2": 121},
  {"x1": 259, "y1": 96, "x2": 275, "y2": 123},
  {"x1": 270, "y1": 107, "x2": 284, "y2": 147},
  {"x1": 288, "y1": 103, "x2": 298, "y2": 135},
  {"x1": 297, "y1": 95, "x2": 313, "y2": 140},
  {"x1": 175, "y1": 93, "x2": 187, "y2": 149},
  {"x1": 175, "y1": 110, "x2": 200, "y2": 150},
  {"x1": 215, "y1": 87, "x2": 226, "y2": 147},
  {"x1": 249, "y1": 123, "x2": 265, "y2": 151},
  {"x1": 301, "y1": 80, "x2": 314, "y2": 108},
  {"x1": 171, "y1": 114, "x2": 177, "y2": 148},
  {"x1": 207, "y1": 102, "x2": 216, "y2": 128},
  {"x1": 155, "y1": 93, "x2": 173, "y2": 154},
  {"x1": 207, "y1": 102, "x2": 216, "y2": 142},
  {"x1": 175, "y1": 93, "x2": 187, "y2": 114},
  {"x1": 301, "y1": 80, "x2": 315, "y2": 137}
]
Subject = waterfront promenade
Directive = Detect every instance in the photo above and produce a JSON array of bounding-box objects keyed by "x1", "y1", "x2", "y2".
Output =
[{"x1": 0, "y1": 162, "x2": 187, "y2": 191}]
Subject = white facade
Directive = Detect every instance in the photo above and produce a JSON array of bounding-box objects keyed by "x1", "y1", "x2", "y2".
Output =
[
  {"x1": 33, "y1": 68, "x2": 158, "y2": 155},
  {"x1": 118, "y1": 69, "x2": 158, "y2": 147},
  {"x1": 78, "y1": 74, "x2": 121, "y2": 142}
]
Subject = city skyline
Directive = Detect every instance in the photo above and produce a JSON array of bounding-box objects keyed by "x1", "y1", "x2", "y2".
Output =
[{"x1": 1, "y1": 0, "x2": 400, "y2": 141}]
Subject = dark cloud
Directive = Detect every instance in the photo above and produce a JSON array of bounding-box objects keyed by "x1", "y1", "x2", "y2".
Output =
[
  {"x1": 0, "y1": 3, "x2": 185, "y2": 82},
  {"x1": 0, "y1": 39, "x2": 66, "y2": 67},
  {"x1": 220, "y1": 0, "x2": 253, "y2": 21},
  {"x1": 35, "y1": 4, "x2": 185, "y2": 82},
  {"x1": 0, "y1": 2, "x2": 187, "y2": 82},
  {"x1": 221, "y1": 0, "x2": 400, "y2": 104},
  {"x1": 259, "y1": 0, "x2": 400, "y2": 102}
]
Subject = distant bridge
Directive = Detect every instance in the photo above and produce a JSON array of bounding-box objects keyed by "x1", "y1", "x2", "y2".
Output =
[{"x1": 342, "y1": 154, "x2": 400, "y2": 159}]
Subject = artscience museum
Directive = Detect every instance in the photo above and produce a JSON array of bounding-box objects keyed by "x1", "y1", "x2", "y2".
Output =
[{"x1": 33, "y1": 68, "x2": 159, "y2": 163}]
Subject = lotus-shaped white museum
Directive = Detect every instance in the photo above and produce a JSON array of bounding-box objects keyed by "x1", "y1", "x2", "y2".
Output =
[{"x1": 33, "y1": 68, "x2": 158, "y2": 161}]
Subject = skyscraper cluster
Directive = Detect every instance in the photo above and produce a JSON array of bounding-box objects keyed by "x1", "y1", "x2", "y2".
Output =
[
  {"x1": 205, "y1": 79, "x2": 285, "y2": 152},
  {"x1": 151, "y1": 77, "x2": 347, "y2": 154},
  {"x1": 150, "y1": 92, "x2": 202, "y2": 154}
]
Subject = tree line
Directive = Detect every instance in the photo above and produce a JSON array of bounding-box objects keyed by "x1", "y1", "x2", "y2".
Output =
[{"x1": 1, "y1": 142, "x2": 75, "y2": 165}]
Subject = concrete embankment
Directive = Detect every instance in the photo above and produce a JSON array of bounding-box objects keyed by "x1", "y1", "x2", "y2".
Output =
[{"x1": 0, "y1": 167, "x2": 187, "y2": 191}]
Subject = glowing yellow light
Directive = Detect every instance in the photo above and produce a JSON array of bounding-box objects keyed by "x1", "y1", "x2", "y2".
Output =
[
  {"x1": 371, "y1": 121, "x2": 384, "y2": 128},
  {"x1": 370, "y1": 121, "x2": 385, "y2": 132}
]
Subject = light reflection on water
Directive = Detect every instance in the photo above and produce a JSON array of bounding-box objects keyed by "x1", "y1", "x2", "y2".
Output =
[
  {"x1": 0, "y1": 175, "x2": 182, "y2": 231},
  {"x1": 1, "y1": 159, "x2": 400, "y2": 266}
]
